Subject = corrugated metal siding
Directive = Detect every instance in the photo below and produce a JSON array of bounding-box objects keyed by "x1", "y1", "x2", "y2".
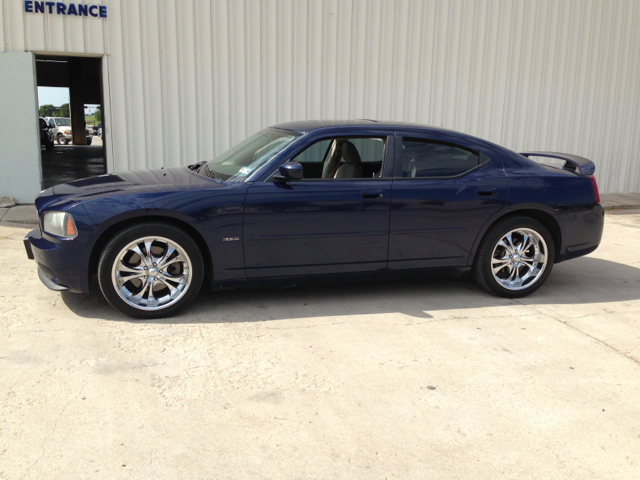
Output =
[{"x1": 2, "y1": 0, "x2": 639, "y2": 193}]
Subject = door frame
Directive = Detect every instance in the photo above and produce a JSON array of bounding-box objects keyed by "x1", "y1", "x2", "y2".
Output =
[{"x1": 31, "y1": 51, "x2": 111, "y2": 180}]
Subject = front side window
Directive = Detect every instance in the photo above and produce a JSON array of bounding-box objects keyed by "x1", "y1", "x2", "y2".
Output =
[
  {"x1": 206, "y1": 128, "x2": 301, "y2": 181},
  {"x1": 291, "y1": 137, "x2": 386, "y2": 180},
  {"x1": 398, "y1": 138, "x2": 480, "y2": 178},
  {"x1": 292, "y1": 139, "x2": 332, "y2": 164}
]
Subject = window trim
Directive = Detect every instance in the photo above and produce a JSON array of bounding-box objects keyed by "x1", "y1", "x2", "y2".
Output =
[
  {"x1": 392, "y1": 137, "x2": 490, "y2": 180},
  {"x1": 265, "y1": 135, "x2": 391, "y2": 182}
]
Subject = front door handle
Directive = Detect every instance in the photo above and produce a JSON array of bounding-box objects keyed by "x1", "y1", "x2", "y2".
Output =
[
  {"x1": 361, "y1": 190, "x2": 384, "y2": 199},
  {"x1": 477, "y1": 188, "x2": 497, "y2": 197}
]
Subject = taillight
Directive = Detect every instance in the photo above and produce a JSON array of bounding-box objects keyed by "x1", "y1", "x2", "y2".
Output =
[{"x1": 589, "y1": 175, "x2": 600, "y2": 204}]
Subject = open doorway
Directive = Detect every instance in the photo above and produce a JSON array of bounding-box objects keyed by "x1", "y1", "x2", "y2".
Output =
[{"x1": 36, "y1": 55, "x2": 106, "y2": 189}]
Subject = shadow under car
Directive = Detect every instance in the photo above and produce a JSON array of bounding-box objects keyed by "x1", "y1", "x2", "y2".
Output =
[{"x1": 60, "y1": 256, "x2": 640, "y2": 324}]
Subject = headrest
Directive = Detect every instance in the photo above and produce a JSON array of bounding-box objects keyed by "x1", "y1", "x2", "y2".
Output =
[{"x1": 341, "y1": 141, "x2": 362, "y2": 165}]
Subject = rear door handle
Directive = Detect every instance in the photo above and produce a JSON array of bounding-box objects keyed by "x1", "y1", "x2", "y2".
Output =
[
  {"x1": 477, "y1": 188, "x2": 497, "y2": 197},
  {"x1": 361, "y1": 190, "x2": 384, "y2": 199}
]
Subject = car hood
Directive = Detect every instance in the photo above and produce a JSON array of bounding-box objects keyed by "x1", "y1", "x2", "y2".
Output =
[{"x1": 52, "y1": 166, "x2": 222, "y2": 203}]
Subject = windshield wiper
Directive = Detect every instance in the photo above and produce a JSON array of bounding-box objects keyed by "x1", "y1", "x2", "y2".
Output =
[
  {"x1": 188, "y1": 161, "x2": 207, "y2": 172},
  {"x1": 197, "y1": 163, "x2": 216, "y2": 179}
]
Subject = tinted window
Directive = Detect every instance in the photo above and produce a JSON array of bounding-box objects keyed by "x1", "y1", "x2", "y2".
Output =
[
  {"x1": 293, "y1": 139, "x2": 332, "y2": 163},
  {"x1": 348, "y1": 138, "x2": 385, "y2": 163},
  {"x1": 288, "y1": 137, "x2": 386, "y2": 180},
  {"x1": 399, "y1": 139, "x2": 480, "y2": 178}
]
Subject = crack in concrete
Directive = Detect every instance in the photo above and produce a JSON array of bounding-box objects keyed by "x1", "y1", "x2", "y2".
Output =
[
  {"x1": 512, "y1": 300, "x2": 640, "y2": 366},
  {"x1": 257, "y1": 290, "x2": 639, "y2": 365},
  {"x1": 626, "y1": 337, "x2": 640, "y2": 356},
  {"x1": 262, "y1": 312, "x2": 541, "y2": 331},
  {"x1": 150, "y1": 448, "x2": 158, "y2": 476},
  {"x1": 20, "y1": 375, "x2": 90, "y2": 480},
  {"x1": 264, "y1": 319, "x2": 443, "y2": 330}
]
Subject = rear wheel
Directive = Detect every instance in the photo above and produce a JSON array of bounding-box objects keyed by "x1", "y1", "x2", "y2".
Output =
[
  {"x1": 98, "y1": 223, "x2": 204, "y2": 319},
  {"x1": 473, "y1": 216, "x2": 555, "y2": 298}
]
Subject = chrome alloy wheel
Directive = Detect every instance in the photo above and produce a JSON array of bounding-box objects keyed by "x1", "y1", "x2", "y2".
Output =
[
  {"x1": 111, "y1": 236, "x2": 193, "y2": 311},
  {"x1": 490, "y1": 228, "x2": 548, "y2": 291}
]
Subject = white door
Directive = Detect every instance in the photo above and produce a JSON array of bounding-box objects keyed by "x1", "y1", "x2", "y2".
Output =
[{"x1": 0, "y1": 52, "x2": 42, "y2": 203}]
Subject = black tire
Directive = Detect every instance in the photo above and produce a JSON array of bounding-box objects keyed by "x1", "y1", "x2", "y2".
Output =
[
  {"x1": 57, "y1": 134, "x2": 68, "y2": 145},
  {"x1": 473, "y1": 216, "x2": 555, "y2": 298},
  {"x1": 98, "y1": 223, "x2": 204, "y2": 319},
  {"x1": 86, "y1": 137, "x2": 93, "y2": 145}
]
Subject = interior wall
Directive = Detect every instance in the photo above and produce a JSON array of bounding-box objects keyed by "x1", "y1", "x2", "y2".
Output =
[{"x1": 1, "y1": 0, "x2": 639, "y2": 193}]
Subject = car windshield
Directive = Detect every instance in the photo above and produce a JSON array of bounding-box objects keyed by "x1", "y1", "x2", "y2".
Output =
[
  {"x1": 55, "y1": 118, "x2": 71, "y2": 126},
  {"x1": 206, "y1": 128, "x2": 301, "y2": 181}
]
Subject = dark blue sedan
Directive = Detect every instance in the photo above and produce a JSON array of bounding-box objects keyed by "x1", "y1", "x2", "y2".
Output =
[{"x1": 24, "y1": 120, "x2": 604, "y2": 319}]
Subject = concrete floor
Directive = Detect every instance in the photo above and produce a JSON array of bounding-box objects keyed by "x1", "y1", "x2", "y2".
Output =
[
  {"x1": 1, "y1": 213, "x2": 640, "y2": 479},
  {"x1": 600, "y1": 192, "x2": 640, "y2": 210},
  {"x1": 41, "y1": 142, "x2": 105, "y2": 190}
]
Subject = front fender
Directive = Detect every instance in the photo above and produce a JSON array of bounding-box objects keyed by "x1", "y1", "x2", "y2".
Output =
[{"x1": 81, "y1": 186, "x2": 250, "y2": 288}]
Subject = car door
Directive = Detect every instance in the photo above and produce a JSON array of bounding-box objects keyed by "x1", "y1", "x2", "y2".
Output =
[
  {"x1": 389, "y1": 133, "x2": 507, "y2": 269},
  {"x1": 243, "y1": 135, "x2": 392, "y2": 278}
]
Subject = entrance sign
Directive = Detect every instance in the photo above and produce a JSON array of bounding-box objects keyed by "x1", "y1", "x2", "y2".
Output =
[{"x1": 24, "y1": 1, "x2": 107, "y2": 18}]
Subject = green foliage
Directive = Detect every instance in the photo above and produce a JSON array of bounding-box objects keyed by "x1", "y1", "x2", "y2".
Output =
[
  {"x1": 38, "y1": 103, "x2": 70, "y2": 118},
  {"x1": 39, "y1": 104, "x2": 56, "y2": 117}
]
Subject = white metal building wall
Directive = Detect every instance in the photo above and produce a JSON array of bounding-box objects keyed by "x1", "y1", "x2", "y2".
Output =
[{"x1": 2, "y1": 0, "x2": 639, "y2": 193}]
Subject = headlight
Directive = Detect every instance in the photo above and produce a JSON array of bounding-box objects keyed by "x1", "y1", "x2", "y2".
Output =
[{"x1": 43, "y1": 212, "x2": 78, "y2": 238}]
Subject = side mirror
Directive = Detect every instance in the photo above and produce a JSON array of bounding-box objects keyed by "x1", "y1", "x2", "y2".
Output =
[{"x1": 274, "y1": 162, "x2": 303, "y2": 182}]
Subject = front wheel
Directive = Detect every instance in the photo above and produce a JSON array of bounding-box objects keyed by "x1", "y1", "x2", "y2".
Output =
[
  {"x1": 57, "y1": 134, "x2": 68, "y2": 145},
  {"x1": 473, "y1": 216, "x2": 555, "y2": 298},
  {"x1": 98, "y1": 223, "x2": 204, "y2": 319}
]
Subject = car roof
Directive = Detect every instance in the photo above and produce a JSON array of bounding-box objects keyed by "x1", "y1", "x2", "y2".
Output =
[
  {"x1": 272, "y1": 119, "x2": 487, "y2": 142},
  {"x1": 271, "y1": 119, "x2": 539, "y2": 170},
  {"x1": 273, "y1": 119, "x2": 456, "y2": 133},
  {"x1": 271, "y1": 118, "x2": 503, "y2": 148}
]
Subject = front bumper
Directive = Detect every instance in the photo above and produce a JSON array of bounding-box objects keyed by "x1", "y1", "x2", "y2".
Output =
[
  {"x1": 38, "y1": 268, "x2": 68, "y2": 291},
  {"x1": 23, "y1": 235, "x2": 34, "y2": 259},
  {"x1": 24, "y1": 227, "x2": 91, "y2": 293}
]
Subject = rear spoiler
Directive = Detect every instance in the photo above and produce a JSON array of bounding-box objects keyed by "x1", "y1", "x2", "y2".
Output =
[{"x1": 520, "y1": 151, "x2": 595, "y2": 176}]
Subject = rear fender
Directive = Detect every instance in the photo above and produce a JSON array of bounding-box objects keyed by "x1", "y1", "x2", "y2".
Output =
[{"x1": 466, "y1": 204, "x2": 561, "y2": 267}]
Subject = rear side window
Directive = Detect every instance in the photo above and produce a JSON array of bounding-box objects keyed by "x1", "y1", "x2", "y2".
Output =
[{"x1": 398, "y1": 138, "x2": 480, "y2": 178}]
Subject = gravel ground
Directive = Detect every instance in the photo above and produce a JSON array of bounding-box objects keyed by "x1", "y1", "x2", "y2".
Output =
[{"x1": 1, "y1": 212, "x2": 640, "y2": 479}]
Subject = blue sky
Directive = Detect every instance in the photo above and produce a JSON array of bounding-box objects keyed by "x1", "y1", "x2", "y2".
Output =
[
  {"x1": 37, "y1": 87, "x2": 100, "y2": 113},
  {"x1": 37, "y1": 87, "x2": 69, "y2": 107}
]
